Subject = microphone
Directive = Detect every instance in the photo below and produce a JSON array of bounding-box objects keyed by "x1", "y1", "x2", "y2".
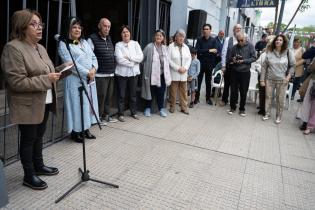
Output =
[{"x1": 54, "y1": 34, "x2": 79, "y2": 45}]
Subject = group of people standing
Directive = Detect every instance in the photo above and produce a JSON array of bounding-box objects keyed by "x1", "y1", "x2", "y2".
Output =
[{"x1": 1, "y1": 9, "x2": 314, "y2": 191}]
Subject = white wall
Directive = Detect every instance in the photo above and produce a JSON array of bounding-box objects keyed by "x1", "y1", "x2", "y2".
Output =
[{"x1": 169, "y1": 0, "x2": 188, "y2": 36}]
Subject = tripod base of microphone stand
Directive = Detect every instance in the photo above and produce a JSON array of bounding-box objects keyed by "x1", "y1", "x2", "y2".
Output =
[{"x1": 55, "y1": 168, "x2": 119, "y2": 203}]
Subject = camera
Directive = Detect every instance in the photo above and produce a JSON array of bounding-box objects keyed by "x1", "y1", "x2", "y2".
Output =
[{"x1": 232, "y1": 54, "x2": 243, "y2": 63}]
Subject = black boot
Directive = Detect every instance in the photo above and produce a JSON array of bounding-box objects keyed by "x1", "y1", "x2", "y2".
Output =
[
  {"x1": 35, "y1": 166, "x2": 59, "y2": 176},
  {"x1": 23, "y1": 175, "x2": 47, "y2": 190}
]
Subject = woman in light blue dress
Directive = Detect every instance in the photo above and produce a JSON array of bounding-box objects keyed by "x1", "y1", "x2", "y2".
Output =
[{"x1": 58, "y1": 17, "x2": 99, "y2": 142}]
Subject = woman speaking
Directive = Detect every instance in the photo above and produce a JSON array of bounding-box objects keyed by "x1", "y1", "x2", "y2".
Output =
[{"x1": 1, "y1": 9, "x2": 71, "y2": 190}]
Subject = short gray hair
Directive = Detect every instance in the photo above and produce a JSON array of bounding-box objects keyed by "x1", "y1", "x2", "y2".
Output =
[{"x1": 174, "y1": 29, "x2": 186, "y2": 38}]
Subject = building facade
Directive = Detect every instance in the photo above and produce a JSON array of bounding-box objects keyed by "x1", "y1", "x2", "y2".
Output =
[
  {"x1": 169, "y1": 0, "x2": 260, "y2": 40},
  {"x1": 0, "y1": 0, "x2": 172, "y2": 165}
]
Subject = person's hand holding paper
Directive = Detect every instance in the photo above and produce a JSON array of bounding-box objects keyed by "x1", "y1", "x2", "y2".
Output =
[{"x1": 55, "y1": 62, "x2": 73, "y2": 79}]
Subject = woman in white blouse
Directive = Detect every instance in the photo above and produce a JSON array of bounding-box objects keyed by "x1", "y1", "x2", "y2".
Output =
[
  {"x1": 168, "y1": 29, "x2": 192, "y2": 114},
  {"x1": 115, "y1": 25, "x2": 144, "y2": 122}
]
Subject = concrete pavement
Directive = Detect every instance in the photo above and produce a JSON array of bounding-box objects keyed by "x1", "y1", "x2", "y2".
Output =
[{"x1": 1, "y1": 97, "x2": 315, "y2": 210}]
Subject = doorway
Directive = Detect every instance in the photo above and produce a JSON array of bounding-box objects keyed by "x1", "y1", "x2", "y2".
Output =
[{"x1": 76, "y1": 0, "x2": 129, "y2": 45}]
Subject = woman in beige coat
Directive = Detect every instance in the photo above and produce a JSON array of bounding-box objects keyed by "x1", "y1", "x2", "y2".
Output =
[{"x1": 1, "y1": 9, "x2": 71, "y2": 190}]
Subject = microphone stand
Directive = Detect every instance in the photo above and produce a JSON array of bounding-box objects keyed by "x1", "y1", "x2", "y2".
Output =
[{"x1": 55, "y1": 40, "x2": 119, "y2": 204}]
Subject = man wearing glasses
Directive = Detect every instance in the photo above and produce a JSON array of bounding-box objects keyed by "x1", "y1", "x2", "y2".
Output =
[
  {"x1": 195, "y1": 23, "x2": 219, "y2": 105},
  {"x1": 227, "y1": 32, "x2": 256, "y2": 117},
  {"x1": 219, "y1": 24, "x2": 242, "y2": 106}
]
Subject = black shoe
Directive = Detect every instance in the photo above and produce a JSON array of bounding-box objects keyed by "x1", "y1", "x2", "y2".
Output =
[
  {"x1": 23, "y1": 175, "x2": 47, "y2": 190},
  {"x1": 194, "y1": 99, "x2": 199, "y2": 104},
  {"x1": 207, "y1": 99, "x2": 213, "y2": 106},
  {"x1": 300, "y1": 122, "x2": 307, "y2": 131},
  {"x1": 71, "y1": 131, "x2": 84, "y2": 143},
  {"x1": 35, "y1": 166, "x2": 59, "y2": 176},
  {"x1": 258, "y1": 110, "x2": 265, "y2": 115},
  {"x1": 189, "y1": 102, "x2": 194, "y2": 108},
  {"x1": 297, "y1": 98, "x2": 303, "y2": 103},
  {"x1": 84, "y1": 130, "x2": 96, "y2": 139}
]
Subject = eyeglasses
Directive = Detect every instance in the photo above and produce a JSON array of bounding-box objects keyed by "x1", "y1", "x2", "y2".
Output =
[{"x1": 29, "y1": 22, "x2": 45, "y2": 30}]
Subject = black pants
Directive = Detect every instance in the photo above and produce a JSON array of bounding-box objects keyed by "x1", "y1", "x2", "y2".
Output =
[
  {"x1": 117, "y1": 75, "x2": 138, "y2": 116},
  {"x1": 96, "y1": 76, "x2": 114, "y2": 118},
  {"x1": 230, "y1": 71, "x2": 250, "y2": 111},
  {"x1": 18, "y1": 105, "x2": 50, "y2": 176},
  {"x1": 292, "y1": 76, "x2": 301, "y2": 99},
  {"x1": 145, "y1": 75, "x2": 166, "y2": 110},
  {"x1": 196, "y1": 62, "x2": 213, "y2": 101},
  {"x1": 222, "y1": 64, "x2": 231, "y2": 104}
]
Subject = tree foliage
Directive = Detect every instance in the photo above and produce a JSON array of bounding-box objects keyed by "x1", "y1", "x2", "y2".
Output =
[{"x1": 299, "y1": 0, "x2": 310, "y2": 12}]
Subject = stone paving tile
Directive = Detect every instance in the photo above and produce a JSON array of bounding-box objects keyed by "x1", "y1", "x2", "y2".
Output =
[
  {"x1": 238, "y1": 173, "x2": 285, "y2": 210},
  {"x1": 189, "y1": 182, "x2": 241, "y2": 210},
  {"x1": 245, "y1": 159, "x2": 282, "y2": 183},
  {"x1": 283, "y1": 184, "x2": 315, "y2": 210},
  {"x1": 2, "y1": 96, "x2": 315, "y2": 210}
]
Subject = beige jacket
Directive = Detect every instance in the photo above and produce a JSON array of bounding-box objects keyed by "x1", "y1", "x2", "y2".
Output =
[
  {"x1": 1, "y1": 39, "x2": 57, "y2": 124},
  {"x1": 294, "y1": 47, "x2": 305, "y2": 77}
]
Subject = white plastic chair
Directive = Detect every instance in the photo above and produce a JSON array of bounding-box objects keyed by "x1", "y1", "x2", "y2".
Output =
[
  {"x1": 285, "y1": 82, "x2": 293, "y2": 110},
  {"x1": 211, "y1": 69, "x2": 224, "y2": 105},
  {"x1": 248, "y1": 70, "x2": 259, "y2": 103}
]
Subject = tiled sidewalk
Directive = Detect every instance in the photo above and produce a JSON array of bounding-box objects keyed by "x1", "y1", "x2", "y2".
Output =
[{"x1": 1, "y1": 99, "x2": 315, "y2": 210}]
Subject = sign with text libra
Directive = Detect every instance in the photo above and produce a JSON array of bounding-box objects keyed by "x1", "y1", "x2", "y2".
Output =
[{"x1": 237, "y1": 0, "x2": 278, "y2": 8}]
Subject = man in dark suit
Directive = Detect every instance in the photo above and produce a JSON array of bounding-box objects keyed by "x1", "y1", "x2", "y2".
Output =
[{"x1": 195, "y1": 23, "x2": 219, "y2": 105}]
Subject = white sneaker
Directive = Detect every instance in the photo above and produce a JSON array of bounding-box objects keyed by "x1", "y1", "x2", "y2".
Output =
[
  {"x1": 275, "y1": 117, "x2": 281, "y2": 124},
  {"x1": 262, "y1": 115, "x2": 270, "y2": 121},
  {"x1": 227, "y1": 109, "x2": 235, "y2": 115},
  {"x1": 99, "y1": 119, "x2": 108, "y2": 126},
  {"x1": 239, "y1": 111, "x2": 246, "y2": 117}
]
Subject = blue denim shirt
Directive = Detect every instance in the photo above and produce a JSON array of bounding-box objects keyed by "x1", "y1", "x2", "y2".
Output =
[{"x1": 188, "y1": 58, "x2": 200, "y2": 79}]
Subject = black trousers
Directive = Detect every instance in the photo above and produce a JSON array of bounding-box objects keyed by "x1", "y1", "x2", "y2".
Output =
[
  {"x1": 117, "y1": 75, "x2": 138, "y2": 116},
  {"x1": 196, "y1": 62, "x2": 214, "y2": 101},
  {"x1": 292, "y1": 76, "x2": 301, "y2": 99},
  {"x1": 145, "y1": 75, "x2": 166, "y2": 110},
  {"x1": 230, "y1": 71, "x2": 251, "y2": 111},
  {"x1": 222, "y1": 64, "x2": 232, "y2": 104},
  {"x1": 18, "y1": 105, "x2": 50, "y2": 176}
]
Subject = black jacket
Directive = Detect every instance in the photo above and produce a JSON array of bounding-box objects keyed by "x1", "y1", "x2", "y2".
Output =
[
  {"x1": 229, "y1": 42, "x2": 256, "y2": 72},
  {"x1": 195, "y1": 36, "x2": 219, "y2": 67},
  {"x1": 302, "y1": 46, "x2": 315, "y2": 60}
]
